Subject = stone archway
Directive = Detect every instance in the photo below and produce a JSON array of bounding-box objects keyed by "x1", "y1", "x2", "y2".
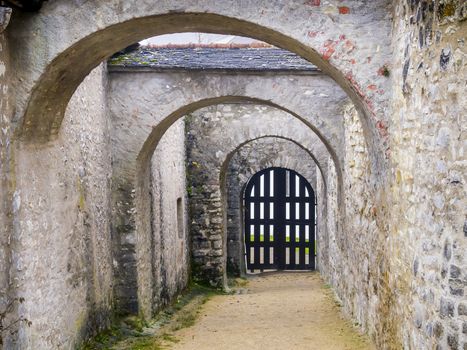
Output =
[
  {"x1": 183, "y1": 103, "x2": 332, "y2": 290},
  {"x1": 8, "y1": 19, "x2": 392, "y2": 342},
  {"x1": 10, "y1": 1, "x2": 392, "y2": 177},
  {"x1": 6, "y1": 58, "x2": 371, "y2": 349},
  {"x1": 106, "y1": 74, "x2": 348, "y2": 294},
  {"x1": 5, "y1": 4, "x2": 393, "y2": 346},
  {"x1": 0, "y1": 2, "x2": 463, "y2": 349}
]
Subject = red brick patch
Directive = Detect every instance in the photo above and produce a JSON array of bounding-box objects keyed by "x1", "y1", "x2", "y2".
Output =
[{"x1": 338, "y1": 6, "x2": 350, "y2": 14}]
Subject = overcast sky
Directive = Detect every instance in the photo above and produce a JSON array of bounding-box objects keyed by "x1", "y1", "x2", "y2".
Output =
[{"x1": 141, "y1": 33, "x2": 262, "y2": 46}]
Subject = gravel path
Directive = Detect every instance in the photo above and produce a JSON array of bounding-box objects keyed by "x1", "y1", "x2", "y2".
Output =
[{"x1": 166, "y1": 272, "x2": 374, "y2": 350}]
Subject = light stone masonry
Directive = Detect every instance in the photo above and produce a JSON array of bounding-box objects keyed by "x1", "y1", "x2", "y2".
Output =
[{"x1": 0, "y1": 1, "x2": 464, "y2": 349}]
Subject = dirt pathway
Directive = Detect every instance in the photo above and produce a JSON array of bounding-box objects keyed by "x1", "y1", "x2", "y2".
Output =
[{"x1": 165, "y1": 272, "x2": 374, "y2": 350}]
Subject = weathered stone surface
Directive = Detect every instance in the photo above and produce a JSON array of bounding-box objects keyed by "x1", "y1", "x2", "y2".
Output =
[
  {"x1": 447, "y1": 333, "x2": 459, "y2": 350},
  {"x1": 146, "y1": 120, "x2": 189, "y2": 316},
  {"x1": 390, "y1": 1, "x2": 467, "y2": 348},
  {"x1": 0, "y1": 32, "x2": 13, "y2": 346},
  {"x1": 6, "y1": 65, "x2": 114, "y2": 348},
  {"x1": 0, "y1": 1, "x2": 464, "y2": 349},
  {"x1": 459, "y1": 303, "x2": 467, "y2": 316},
  {"x1": 186, "y1": 103, "x2": 327, "y2": 284},
  {"x1": 440, "y1": 298, "x2": 455, "y2": 318},
  {"x1": 0, "y1": 7, "x2": 11, "y2": 33},
  {"x1": 9, "y1": 0, "x2": 393, "y2": 169}
]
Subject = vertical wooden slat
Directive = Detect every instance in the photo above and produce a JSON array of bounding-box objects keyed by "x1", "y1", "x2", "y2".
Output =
[
  {"x1": 264, "y1": 221, "x2": 270, "y2": 268},
  {"x1": 289, "y1": 202, "x2": 295, "y2": 268},
  {"x1": 254, "y1": 193, "x2": 260, "y2": 268},
  {"x1": 265, "y1": 170, "x2": 272, "y2": 268},
  {"x1": 300, "y1": 223, "x2": 306, "y2": 269},
  {"x1": 300, "y1": 180, "x2": 307, "y2": 269},
  {"x1": 245, "y1": 181, "x2": 252, "y2": 272},
  {"x1": 276, "y1": 168, "x2": 286, "y2": 270}
]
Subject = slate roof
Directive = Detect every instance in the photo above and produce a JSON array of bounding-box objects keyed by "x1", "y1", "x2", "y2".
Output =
[{"x1": 108, "y1": 47, "x2": 318, "y2": 72}]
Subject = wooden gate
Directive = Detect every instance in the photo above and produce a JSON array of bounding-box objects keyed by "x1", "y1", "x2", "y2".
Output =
[{"x1": 244, "y1": 167, "x2": 316, "y2": 272}]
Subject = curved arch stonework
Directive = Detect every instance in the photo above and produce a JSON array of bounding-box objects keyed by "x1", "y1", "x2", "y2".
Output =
[
  {"x1": 0, "y1": 2, "x2": 465, "y2": 350},
  {"x1": 223, "y1": 137, "x2": 320, "y2": 276},
  {"x1": 107, "y1": 70, "x2": 346, "y2": 175},
  {"x1": 185, "y1": 103, "x2": 330, "y2": 287},
  {"x1": 106, "y1": 71, "x2": 349, "y2": 307},
  {"x1": 10, "y1": 1, "x2": 392, "y2": 170}
]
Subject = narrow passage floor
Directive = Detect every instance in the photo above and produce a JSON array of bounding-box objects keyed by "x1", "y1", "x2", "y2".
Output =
[{"x1": 168, "y1": 272, "x2": 374, "y2": 350}]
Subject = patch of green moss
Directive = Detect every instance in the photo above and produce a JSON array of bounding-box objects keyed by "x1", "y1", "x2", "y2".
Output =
[
  {"x1": 128, "y1": 337, "x2": 164, "y2": 350},
  {"x1": 80, "y1": 325, "x2": 124, "y2": 350},
  {"x1": 124, "y1": 316, "x2": 148, "y2": 333},
  {"x1": 381, "y1": 66, "x2": 390, "y2": 77},
  {"x1": 228, "y1": 276, "x2": 249, "y2": 288},
  {"x1": 80, "y1": 282, "x2": 222, "y2": 350},
  {"x1": 77, "y1": 177, "x2": 86, "y2": 211},
  {"x1": 108, "y1": 55, "x2": 131, "y2": 65}
]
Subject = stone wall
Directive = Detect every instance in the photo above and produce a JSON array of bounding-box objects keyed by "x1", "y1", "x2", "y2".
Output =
[
  {"x1": 108, "y1": 76, "x2": 191, "y2": 319},
  {"x1": 225, "y1": 137, "x2": 317, "y2": 275},
  {"x1": 315, "y1": 160, "x2": 329, "y2": 276},
  {"x1": 0, "y1": 1, "x2": 464, "y2": 347},
  {"x1": 137, "y1": 119, "x2": 190, "y2": 318},
  {"x1": 317, "y1": 101, "x2": 402, "y2": 349},
  {"x1": 321, "y1": 154, "x2": 340, "y2": 290},
  {"x1": 388, "y1": 1, "x2": 467, "y2": 349},
  {"x1": 186, "y1": 103, "x2": 328, "y2": 286},
  {"x1": 7, "y1": 64, "x2": 113, "y2": 349},
  {"x1": 314, "y1": 3, "x2": 467, "y2": 349},
  {"x1": 0, "y1": 31, "x2": 13, "y2": 345},
  {"x1": 322, "y1": 103, "x2": 380, "y2": 339}
]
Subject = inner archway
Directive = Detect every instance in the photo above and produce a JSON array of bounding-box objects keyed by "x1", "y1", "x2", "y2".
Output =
[
  {"x1": 174, "y1": 101, "x2": 336, "y2": 290},
  {"x1": 220, "y1": 134, "x2": 324, "y2": 277}
]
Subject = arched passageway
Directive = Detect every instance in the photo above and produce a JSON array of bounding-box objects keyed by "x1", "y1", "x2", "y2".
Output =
[
  {"x1": 1, "y1": 1, "x2": 463, "y2": 348},
  {"x1": 105, "y1": 72, "x2": 347, "y2": 300},
  {"x1": 5, "y1": 41, "x2": 374, "y2": 349},
  {"x1": 184, "y1": 103, "x2": 332, "y2": 289},
  {"x1": 5, "y1": 40, "x2": 374, "y2": 347},
  {"x1": 11, "y1": 2, "x2": 392, "y2": 177}
]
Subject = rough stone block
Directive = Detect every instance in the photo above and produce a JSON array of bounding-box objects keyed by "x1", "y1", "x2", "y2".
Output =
[
  {"x1": 447, "y1": 334, "x2": 459, "y2": 350},
  {"x1": 440, "y1": 297, "x2": 455, "y2": 318},
  {"x1": 433, "y1": 321, "x2": 444, "y2": 339},
  {"x1": 458, "y1": 302, "x2": 467, "y2": 316}
]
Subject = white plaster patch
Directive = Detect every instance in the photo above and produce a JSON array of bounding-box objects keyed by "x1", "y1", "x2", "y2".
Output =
[
  {"x1": 433, "y1": 193, "x2": 445, "y2": 209},
  {"x1": 12, "y1": 190, "x2": 21, "y2": 213}
]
